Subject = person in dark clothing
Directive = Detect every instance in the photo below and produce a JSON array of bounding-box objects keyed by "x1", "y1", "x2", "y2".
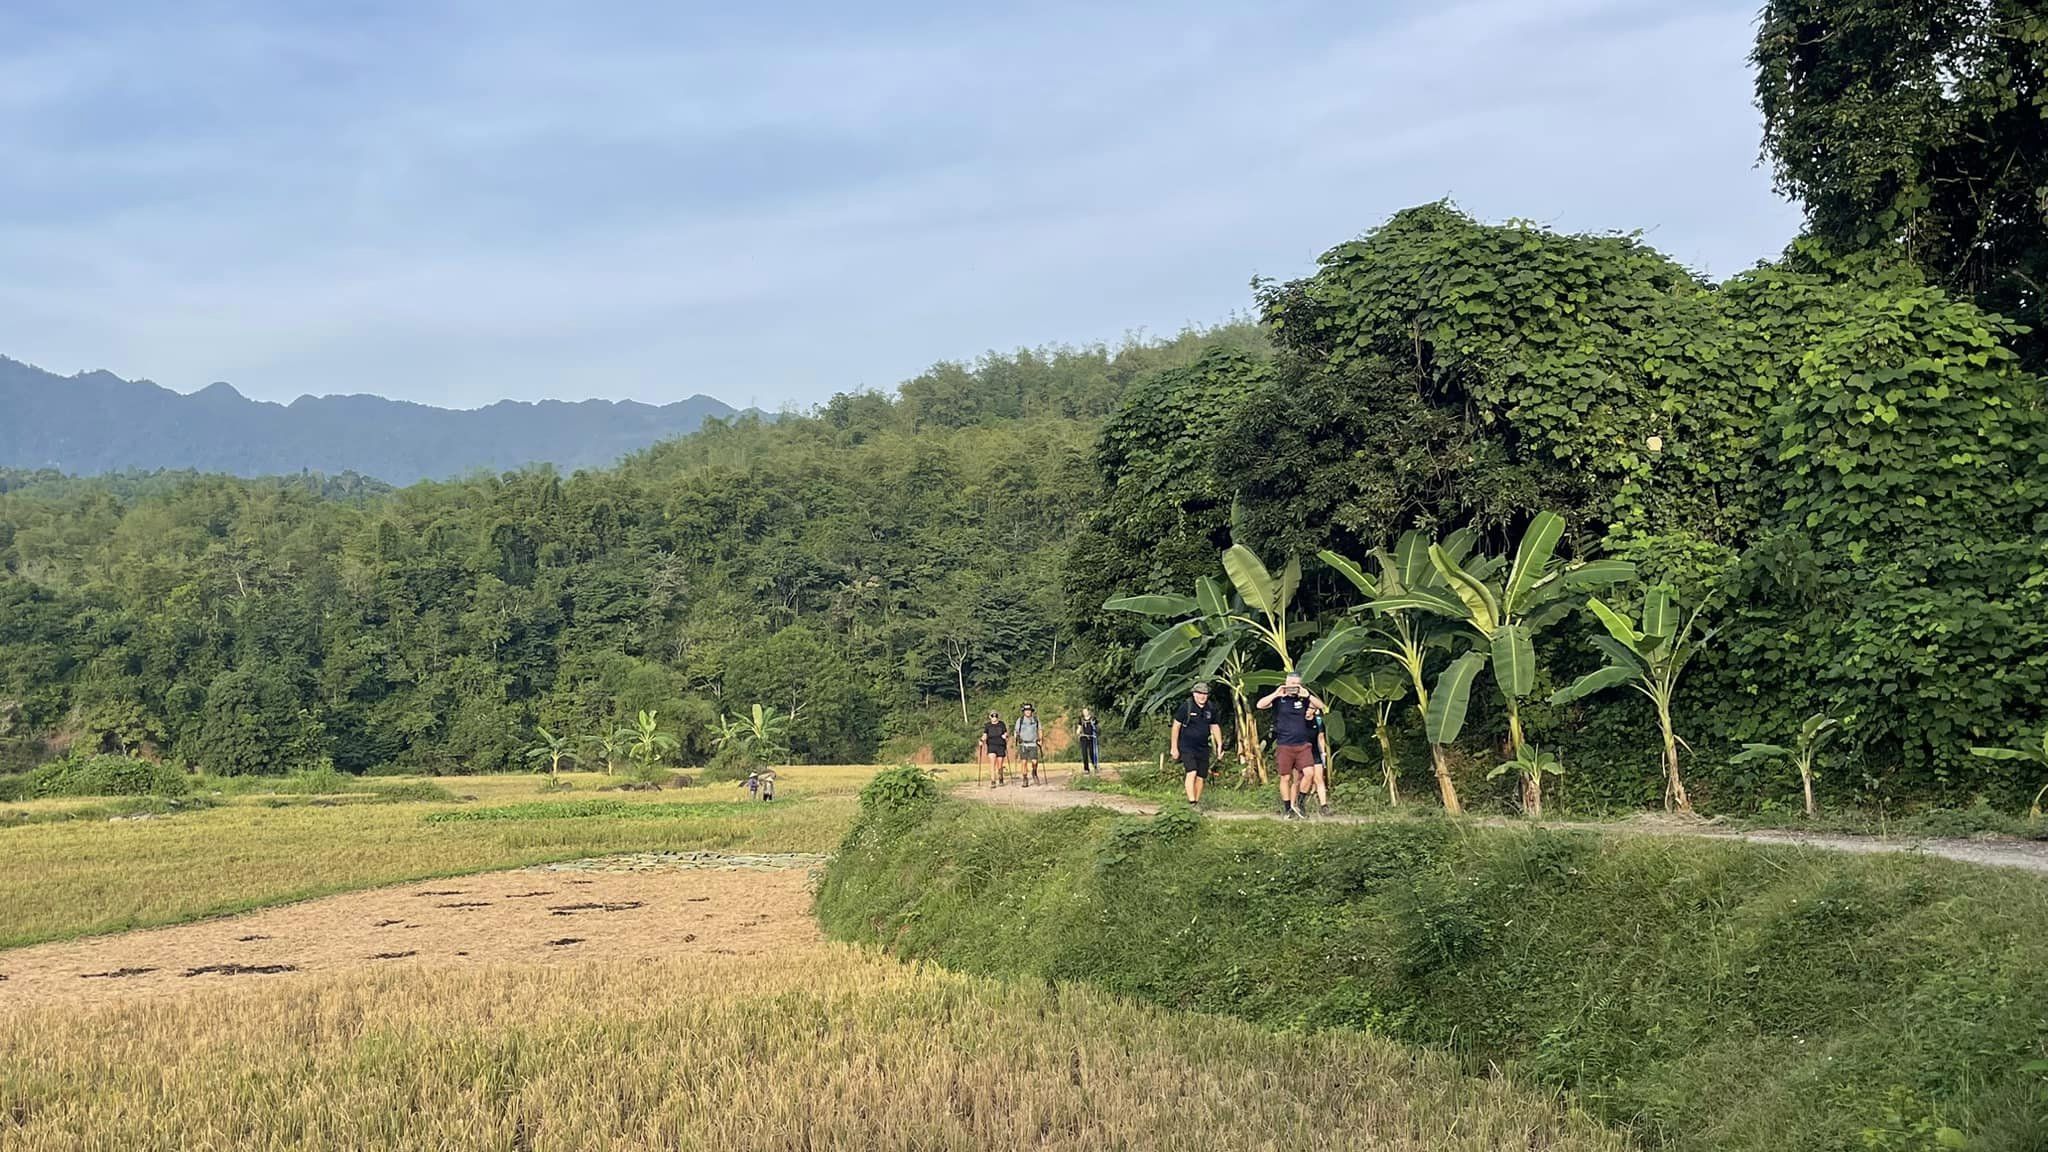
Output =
[
  {"x1": 1302, "y1": 706, "x2": 1330, "y2": 816},
  {"x1": 1170, "y1": 683, "x2": 1225, "y2": 807},
  {"x1": 1258, "y1": 673, "x2": 1327, "y2": 819},
  {"x1": 1077, "y1": 707, "x2": 1101, "y2": 774},
  {"x1": 980, "y1": 711, "x2": 1009, "y2": 786}
]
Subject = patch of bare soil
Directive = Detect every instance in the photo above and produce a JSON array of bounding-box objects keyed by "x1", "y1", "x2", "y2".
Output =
[{"x1": 0, "y1": 864, "x2": 817, "y2": 1009}]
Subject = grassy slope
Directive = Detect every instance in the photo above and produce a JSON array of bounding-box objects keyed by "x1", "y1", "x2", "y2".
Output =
[
  {"x1": 0, "y1": 766, "x2": 903, "y2": 948},
  {"x1": 0, "y1": 944, "x2": 1627, "y2": 1151},
  {"x1": 817, "y1": 798, "x2": 2048, "y2": 1152}
]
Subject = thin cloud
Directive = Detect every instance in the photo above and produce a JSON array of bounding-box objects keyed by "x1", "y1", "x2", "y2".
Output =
[{"x1": 0, "y1": 0, "x2": 1799, "y2": 409}]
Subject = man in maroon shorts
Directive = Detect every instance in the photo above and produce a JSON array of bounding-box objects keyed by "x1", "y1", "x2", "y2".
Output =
[{"x1": 1258, "y1": 673, "x2": 1327, "y2": 820}]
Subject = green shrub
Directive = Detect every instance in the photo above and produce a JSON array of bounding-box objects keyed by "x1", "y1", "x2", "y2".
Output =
[
  {"x1": 367, "y1": 780, "x2": 458, "y2": 803},
  {"x1": 818, "y1": 802, "x2": 2048, "y2": 1152},
  {"x1": 25, "y1": 755, "x2": 192, "y2": 798},
  {"x1": 0, "y1": 774, "x2": 26, "y2": 803},
  {"x1": 850, "y1": 764, "x2": 940, "y2": 839}
]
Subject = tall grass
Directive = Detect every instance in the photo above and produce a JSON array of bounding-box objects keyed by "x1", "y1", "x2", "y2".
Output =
[
  {"x1": 819, "y1": 798, "x2": 2048, "y2": 1151},
  {"x1": 0, "y1": 945, "x2": 1625, "y2": 1151},
  {"x1": 0, "y1": 769, "x2": 882, "y2": 948}
]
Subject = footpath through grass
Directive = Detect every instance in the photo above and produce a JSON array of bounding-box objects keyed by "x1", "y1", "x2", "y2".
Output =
[
  {"x1": 819, "y1": 785, "x2": 2048, "y2": 1152},
  {"x1": 0, "y1": 942, "x2": 1625, "y2": 1152},
  {"x1": 0, "y1": 767, "x2": 895, "y2": 949}
]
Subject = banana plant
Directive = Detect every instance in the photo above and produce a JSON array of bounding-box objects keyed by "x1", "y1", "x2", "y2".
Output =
[
  {"x1": 715, "y1": 703, "x2": 791, "y2": 763},
  {"x1": 1218, "y1": 543, "x2": 1368, "y2": 682},
  {"x1": 583, "y1": 730, "x2": 626, "y2": 776},
  {"x1": 617, "y1": 709, "x2": 679, "y2": 770},
  {"x1": 1968, "y1": 726, "x2": 2048, "y2": 820},
  {"x1": 1731, "y1": 713, "x2": 1841, "y2": 818},
  {"x1": 1320, "y1": 528, "x2": 1482, "y2": 814},
  {"x1": 523, "y1": 726, "x2": 578, "y2": 780},
  {"x1": 1549, "y1": 587, "x2": 1714, "y2": 813},
  {"x1": 1488, "y1": 744, "x2": 1562, "y2": 818},
  {"x1": 1108, "y1": 576, "x2": 1268, "y2": 780},
  {"x1": 1370, "y1": 511, "x2": 1633, "y2": 815},
  {"x1": 1327, "y1": 668, "x2": 1409, "y2": 806},
  {"x1": 1109, "y1": 548, "x2": 1363, "y2": 785}
]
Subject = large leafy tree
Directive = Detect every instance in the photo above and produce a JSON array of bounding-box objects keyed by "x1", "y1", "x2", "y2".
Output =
[{"x1": 1754, "y1": 0, "x2": 2048, "y2": 363}]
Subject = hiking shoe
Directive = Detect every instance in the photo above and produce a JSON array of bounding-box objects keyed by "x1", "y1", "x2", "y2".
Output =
[
  {"x1": 1286, "y1": 807, "x2": 1304, "y2": 820},
  {"x1": 1318, "y1": 804, "x2": 1332, "y2": 817}
]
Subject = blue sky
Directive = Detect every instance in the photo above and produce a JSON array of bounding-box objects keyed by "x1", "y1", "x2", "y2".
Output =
[{"x1": 0, "y1": 0, "x2": 1802, "y2": 410}]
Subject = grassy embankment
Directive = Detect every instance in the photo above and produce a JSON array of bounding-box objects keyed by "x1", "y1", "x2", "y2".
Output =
[
  {"x1": 818, "y1": 778, "x2": 2048, "y2": 1151},
  {"x1": 0, "y1": 765, "x2": 914, "y2": 949}
]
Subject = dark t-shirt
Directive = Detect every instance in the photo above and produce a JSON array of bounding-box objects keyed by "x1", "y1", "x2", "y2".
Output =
[
  {"x1": 1173, "y1": 698, "x2": 1218, "y2": 750},
  {"x1": 983, "y1": 721, "x2": 1007, "y2": 748},
  {"x1": 1273, "y1": 695, "x2": 1313, "y2": 745},
  {"x1": 1079, "y1": 718, "x2": 1099, "y2": 742}
]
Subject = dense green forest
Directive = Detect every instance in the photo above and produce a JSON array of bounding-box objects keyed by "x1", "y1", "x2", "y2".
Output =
[
  {"x1": 0, "y1": 328, "x2": 1247, "y2": 776},
  {"x1": 5, "y1": 0, "x2": 2047, "y2": 814}
]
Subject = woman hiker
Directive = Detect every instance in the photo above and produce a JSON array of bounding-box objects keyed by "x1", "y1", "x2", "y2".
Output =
[{"x1": 981, "y1": 710, "x2": 1009, "y2": 786}]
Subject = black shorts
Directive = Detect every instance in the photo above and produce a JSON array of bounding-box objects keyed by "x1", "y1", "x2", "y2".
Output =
[
  {"x1": 987, "y1": 740, "x2": 1007, "y2": 758},
  {"x1": 1180, "y1": 745, "x2": 1212, "y2": 779}
]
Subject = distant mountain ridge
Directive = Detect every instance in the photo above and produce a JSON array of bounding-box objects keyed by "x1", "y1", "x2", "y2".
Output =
[{"x1": 0, "y1": 356, "x2": 746, "y2": 484}]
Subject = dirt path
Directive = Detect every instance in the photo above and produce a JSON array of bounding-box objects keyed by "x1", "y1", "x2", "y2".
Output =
[
  {"x1": 965, "y1": 776, "x2": 2048, "y2": 876},
  {"x1": 0, "y1": 852, "x2": 825, "y2": 1008}
]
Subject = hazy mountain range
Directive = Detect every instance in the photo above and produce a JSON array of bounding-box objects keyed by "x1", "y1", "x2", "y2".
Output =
[{"x1": 0, "y1": 356, "x2": 746, "y2": 484}]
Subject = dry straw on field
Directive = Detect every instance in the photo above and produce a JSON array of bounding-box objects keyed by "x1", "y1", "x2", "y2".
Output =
[
  {"x1": 1, "y1": 944, "x2": 1624, "y2": 1152},
  {"x1": 0, "y1": 769, "x2": 874, "y2": 948}
]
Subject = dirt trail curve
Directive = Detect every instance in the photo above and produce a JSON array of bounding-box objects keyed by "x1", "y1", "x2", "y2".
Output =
[{"x1": 965, "y1": 777, "x2": 2048, "y2": 876}]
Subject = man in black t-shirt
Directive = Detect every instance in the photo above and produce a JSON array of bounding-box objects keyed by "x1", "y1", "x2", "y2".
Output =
[{"x1": 1170, "y1": 682, "x2": 1225, "y2": 807}]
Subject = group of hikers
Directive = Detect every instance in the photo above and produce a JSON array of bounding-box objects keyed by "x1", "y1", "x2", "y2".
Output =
[
  {"x1": 978, "y1": 703, "x2": 1101, "y2": 787},
  {"x1": 975, "y1": 672, "x2": 1333, "y2": 818}
]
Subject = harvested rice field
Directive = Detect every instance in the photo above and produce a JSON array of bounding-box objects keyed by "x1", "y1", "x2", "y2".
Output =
[
  {"x1": 2, "y1": 937, "x2": 1625, "y2": 1152},
  {"x1": 0, "y1": 853, "x2": 822, "y2": 1007}
]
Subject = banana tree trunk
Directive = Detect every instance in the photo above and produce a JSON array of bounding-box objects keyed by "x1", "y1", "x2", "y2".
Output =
[
  {"x1": 1800, "y1": 761, "x2": 1817, "y2": 819},
  {"x1": 1235, "y1": 701, "x2": 1267, "y2": 786},
  {"x1": 1376, "y1": 717, "x2": 1399, "y2": 807},
  {"x1": 1410, "y1": 680, "x2": 1462, "y2": 814},
  {"x1": 1505, "y1": 703, "x2": 1538, "y2": 814},
  {"x1": 1657, "y1": 699, "x2": 1692, "y2": 813}
]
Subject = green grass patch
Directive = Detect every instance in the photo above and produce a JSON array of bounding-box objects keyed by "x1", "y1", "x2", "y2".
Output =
[
  {"x1": 424, "y1": 799, "x2": 764, "y2": 823},
  {"x1": 818, "y1": 796, "x2": 2048, "y2": 1152},
  {"x1": 1732, "y1": 800, "x2": 2048, "y2": 843}
]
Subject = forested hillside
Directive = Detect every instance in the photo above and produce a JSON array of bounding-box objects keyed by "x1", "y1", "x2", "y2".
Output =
[{"x1": 0, "y1": 328, "x2": 1252, "y2": 775}]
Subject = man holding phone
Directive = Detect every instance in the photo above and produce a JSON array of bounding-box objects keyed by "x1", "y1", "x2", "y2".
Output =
[{"x1": 1258, "y1": 672, "x2": 1326, "y2": 820}]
